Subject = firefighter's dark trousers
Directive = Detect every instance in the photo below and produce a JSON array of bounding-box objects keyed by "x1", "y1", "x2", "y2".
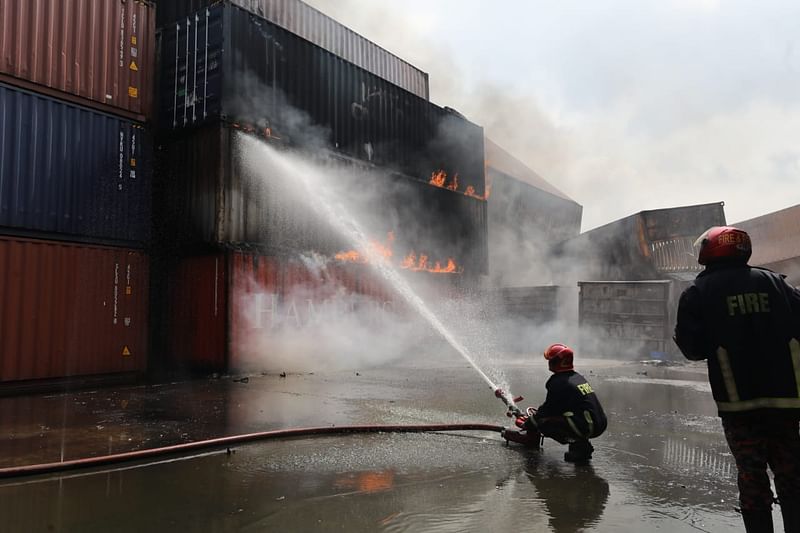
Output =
[{"x1": 721, "y1": 413, "x2": 800, "y2": 513}]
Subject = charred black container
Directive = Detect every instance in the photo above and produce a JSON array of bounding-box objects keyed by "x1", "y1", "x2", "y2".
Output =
[
  {"x1": 155, "y1": 124, "x2": 488, "y2": 275},
  {"x1": 156, "y1": 0, "x2": 430, "y2": 100},
  {"x1": 551, "y1": 202, "x2": 726, "y2": 283},
  {"x1": 158, "y1": 3, "x2": 485, "y2": 195}
]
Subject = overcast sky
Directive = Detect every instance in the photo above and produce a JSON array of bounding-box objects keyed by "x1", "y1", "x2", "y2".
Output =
[{"x1": 305, "y1": 0, "x2": 800, "y2": 230}]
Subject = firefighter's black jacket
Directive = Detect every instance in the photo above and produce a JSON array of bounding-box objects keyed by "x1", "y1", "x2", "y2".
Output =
[
  {"x1": 674, "y1": 263, "x2": 800, "y2": 416},
  {"x1": 535, "y1": 371, "x2": 607, "y2": 437}
]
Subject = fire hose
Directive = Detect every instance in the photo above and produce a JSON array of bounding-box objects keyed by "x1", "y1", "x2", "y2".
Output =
[{"x1": 0, "y1": 423, "x2": 505, "y2": 479}]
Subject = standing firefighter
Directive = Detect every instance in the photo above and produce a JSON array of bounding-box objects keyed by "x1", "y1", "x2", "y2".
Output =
[
  {"x1": 674, "y1": 226, "x2": 800, "y2": 533},
  {"x1": 501, "y1": 343, "x2": 607, "y2": 463}
]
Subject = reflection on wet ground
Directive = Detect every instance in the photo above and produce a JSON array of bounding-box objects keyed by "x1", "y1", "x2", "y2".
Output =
[{"x1": 0, "y1": 357, "x2": 762, "y2": 531}]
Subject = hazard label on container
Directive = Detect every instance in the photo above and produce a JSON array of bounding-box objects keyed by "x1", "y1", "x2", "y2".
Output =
[
  {"x1": 128, "y1": 86, "x2": 138, "y2": 98},
  {"x1": 126, "y1": 286, "x2": 132, "y2": 295},
  {"x1": 122, "y1": 346, "x2": 132, "y2": 357},
  {"x1": 130, "y1": 158, "x2": 136, "y2": 167},
  {"x1": 129, "y1": 61, "x2": 138, "y2": 71},
  {"x1": 131, "y1": 35, "x2": 137, "y2": 45}
]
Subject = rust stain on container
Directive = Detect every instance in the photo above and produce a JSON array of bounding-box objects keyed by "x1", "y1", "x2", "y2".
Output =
[
  {"x1": 0, "y1": 236, "x2": 149, "y2": 383},
  {"x1": 0, "y1": 0, "x2": 155, "y2": 121}
]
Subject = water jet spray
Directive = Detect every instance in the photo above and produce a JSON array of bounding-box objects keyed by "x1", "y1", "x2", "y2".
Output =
[{"x1": 239, "y1": 134, "x2": 525, "y2": 419}]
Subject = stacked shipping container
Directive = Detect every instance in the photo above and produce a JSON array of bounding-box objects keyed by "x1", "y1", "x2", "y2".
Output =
[
  {"x1": 557, "y1": 203, "x2": 726, "y2": 359},
  {"x1": 155, "y1": 0, "x2": 430, "y2": 100},
  {"x1": 154, "y1": 2, "x2": 488, "y2": 374},
  {"x1": 484, "y1": 138, "x2": 582, "y2": 287},
  {"x1": 0, "y1": 0, "x2": 156, "y2": 386},
  {"x1": 552, "y1": 202, "x2": 726, "y2": 284},
  {"x1": 158, "y1": 3, "x2": 484, "y2": 194}
]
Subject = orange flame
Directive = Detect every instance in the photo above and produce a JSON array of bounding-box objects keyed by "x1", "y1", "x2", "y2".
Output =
[
  {"x1": 464, "y1": 176, "x2": 491, "y2": 200},
  {"x1": 446, "y1": 173, "x2": 459, "y2": 191},
  {"x1": 429, "y1": 170, "x2": 446, "y2": 187},
  {"x1": 334, "y1": 250, "x2": 366, "y2": 263},
  {"x1": 427, "y1": 169, "x2": 489, "y2": 201},
  {"x1": 399, "y1": 251, "x2": 462, "y2": 274},
  {"x1": 335, "y1": 233, "x2": 462, "y2": 274}
]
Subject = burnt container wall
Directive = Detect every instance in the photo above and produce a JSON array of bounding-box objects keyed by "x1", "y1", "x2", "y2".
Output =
[
  {"x1": 0, "y1": 84, "x2": 153, "y2": 246},
  {"x1": 157, "y1": 124, "x2": 488, "y2": 275},
  {"x1": 489, "y1": 172, "x2": 582, "y2": 245},
  {"x1": 552, "y1": 214, "x2": 649, "y2": 283},
  {"x1": 155, "y1": 124, "x2": 224, "y2": 246},
  {"x1": 392, "y1": 180, "x2": 488, "y2": 276},
  {"x1": 488, "y1": 171, "x2": 582, "y2": 285},
  {"x1": 0, "y1": 236, "x2": 149, "y2": 383},
  {"x1": 155, "y1": 124, "x2": 344, "y2": 255},
  {"x1": 641, "y1": 203, "x2": 726, "y2": 273},
  {"x1": 159, "y1": 4, "x2": 484, "y2": 195},
  {"x1": 0, "y1": 0, "x2": 155, "y2": 122},
  {"x1": 553, "y1": 202, "x2": 726, "y2": 283},
  {"x1": 156, "y1": 0, "x2": 429, "y2": 100}
]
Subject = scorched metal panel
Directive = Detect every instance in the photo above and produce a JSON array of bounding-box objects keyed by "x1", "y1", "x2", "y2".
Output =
[
  {"x1": 157, "y1": 125, "x2": 488, "y2": 275},
  {"x1": 156, "y1": 0, "x2": 429, "y2": 99},
  {"x1": 552, "y1": 202, "x2": 726, "y2": 283},
  {"x1": 159, "y1": 4, "x2": 484, "y2": 195},
  {"x1": 0, "y1": 84, "x2": 152, "y2": 245},
  {"x1": 0, "y1": 236, "x2": 149, "y2": 383},
  {"x1": 0, "y1": 0, "x2": 155, "y2": 121}
]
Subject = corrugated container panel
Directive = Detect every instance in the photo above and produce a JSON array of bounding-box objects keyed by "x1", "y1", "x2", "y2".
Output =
[
  {"x1": 158, "y1": 125, "x2": 488, "y2": 276},
  {"x1": 0, "y1": 0, "x2": 155, "y2": 122},
  {"x1": 578, "y1": 280, "x2": 673, "y2": 359},
  {"x1": 488, "y1": 170, "x2": 582, "y2": 286},
  {"x1": 159, "y1": 4, "x2": 482, "y2": 194},
  {"x1": 166, "y1": 255, "x2": 228, "y2": 372},
  {"x1": 156, "y1": 0, "x2": 429, "y2": 99},
  {"x1": 161, "y1": 249, "x2": 395, "y2": 373},
  {"x1": 0, "y1": 236, "x2": 148, "y2": 383},
  {"x1": 0, "y1": 84, "x2": 152, "y2": 245},
  {"x1": 553, "y1": 202, "x2": 726, "y2": 283}
]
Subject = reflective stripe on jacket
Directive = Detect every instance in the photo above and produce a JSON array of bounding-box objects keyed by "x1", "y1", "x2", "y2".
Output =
[
  {"x1": 535, "y1": 371, "x2": 607, "y2": 437},
  {"x1": 675, "y1": 264, "x2": 800, "y2": 415}
]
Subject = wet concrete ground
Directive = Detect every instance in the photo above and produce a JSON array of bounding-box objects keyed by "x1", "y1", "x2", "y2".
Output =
[{"x1": 0, "y1": 355, "x2": 770, "y2": 532}]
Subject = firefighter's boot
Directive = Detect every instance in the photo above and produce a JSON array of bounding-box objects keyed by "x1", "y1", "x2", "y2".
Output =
[{"x1": 564, "y1": 440, "x2": 594, "y2": 463}]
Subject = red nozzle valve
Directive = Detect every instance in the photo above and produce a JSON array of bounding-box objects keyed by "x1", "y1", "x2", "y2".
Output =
[{"x1": 494, "y1": 388, "x2": 505, "y2": 399}]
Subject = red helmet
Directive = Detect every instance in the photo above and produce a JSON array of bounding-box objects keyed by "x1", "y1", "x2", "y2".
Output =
[
  {"x1": 544, "y1": 343, "x2": 574, "y2": 373},
  {"x1": 695, "y1": 226, "x2": 752, "y2": 266}
]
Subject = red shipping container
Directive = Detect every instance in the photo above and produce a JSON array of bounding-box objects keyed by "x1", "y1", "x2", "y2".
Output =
[
  {"x1": 0, "y1": 0, "x2": 155, "y2": 122},
  {"x1": 163, "y1": 250, "x2": 395, "y2": 373},
  {"x1": 0, "y1": 236, "x2": 149, "y2": 383}
]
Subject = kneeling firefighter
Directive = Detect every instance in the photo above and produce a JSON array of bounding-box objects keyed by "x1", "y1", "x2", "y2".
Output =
[{"x1": 501, "y1": 343, "x2": 607, "y2": 462}]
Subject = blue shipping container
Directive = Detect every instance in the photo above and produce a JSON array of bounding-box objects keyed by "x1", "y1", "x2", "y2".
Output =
[{"x1": 0, "y1": 83, "x2": 152, "y2": 245}]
